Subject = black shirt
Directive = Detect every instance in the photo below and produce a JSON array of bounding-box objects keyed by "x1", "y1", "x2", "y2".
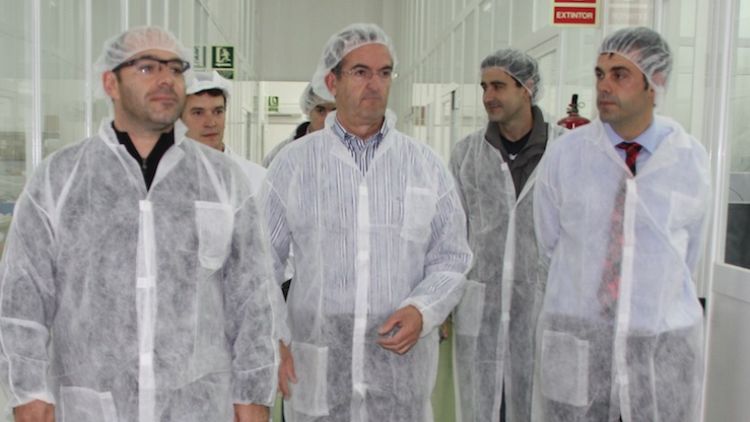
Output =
[
  {"x1": 500, "y1": 129, "x2": 531, "y2": 160},
  {"x1": 484, "y1": 106, "x2": 550, "y2": 197},
  {"x1": 112, "y1": 122, "x2": 175, "y2": 190},
  {"x1": 294, "y1": 121, "x2": 311, "y2": 140}
]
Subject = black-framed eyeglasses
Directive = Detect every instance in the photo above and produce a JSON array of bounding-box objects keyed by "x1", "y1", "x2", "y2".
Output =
[
  {"x1": 340, "y1": 66, "x2": 397, "y2": 81},
  {"x1": 113, "y1": 55, "x2": 191, "y2": 77}
]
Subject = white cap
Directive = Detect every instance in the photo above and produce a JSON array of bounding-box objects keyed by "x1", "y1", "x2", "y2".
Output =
[
  {"x1": 598, "y1": 27, "x2": 673, "y2": 105},
  {"x1": 186, "y1": 70, "x2": 231, "y2": 99},
  {"x1": 311, "y1": 23, "x2": 398, "y2": 102},
  {"x1": 299, "y1": 83, "x2": 331, "y2": 116}
]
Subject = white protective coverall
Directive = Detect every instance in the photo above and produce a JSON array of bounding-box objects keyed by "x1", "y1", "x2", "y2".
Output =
[
  {"x1": 224, "y1": 145, "x2": 267, "y2": 196},
  {"x1": 262, "y1": 133, "x2": 295, "y2": 168},
  {"x1": 0, "y1": 120, "x2": 279, "y2": 421},
  {"x1": 264, "y1": 110, "x2": 472, "y2": 422},
  {"x1": 532, "y1": 116, "x2": 710, "y2": 422},
  {"x1": 451, "y1": 107, "x2": 562, "y2": 422}
]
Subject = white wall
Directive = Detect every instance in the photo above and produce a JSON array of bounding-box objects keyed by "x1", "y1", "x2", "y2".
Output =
[
  {"x1": 257, "y1": 0, "x2": 385, "y2": 81},
  {"x1": 260, "y1": 80, "x2": 308, "y2": 159}
]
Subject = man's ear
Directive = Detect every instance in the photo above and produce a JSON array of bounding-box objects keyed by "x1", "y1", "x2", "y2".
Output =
[
  {"x1": 325, "y1": 72, "x2": 337, "y2": 98},
  {"x1": 523, "y1": 79, "x2": 534, "y2": 102},
  {"x1": 102, "y1": 71, "x2": 119, "y2": 100},
  {"x1": 651, "y1": 72, "x2": 667, "y2": 90}
]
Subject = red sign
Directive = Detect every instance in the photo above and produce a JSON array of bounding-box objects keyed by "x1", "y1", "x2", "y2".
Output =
[
  {"x1": 553, "y1": 6, "x2": 597, "y2": 25},
  {"x1": 554, "y1": 0, "x2": 596, "y2": 3}
]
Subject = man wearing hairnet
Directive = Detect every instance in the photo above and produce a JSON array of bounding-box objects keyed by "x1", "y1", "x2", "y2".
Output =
[
  {"x1": 532, "y1": 27, "x2": 710, "y2": 421},
  {"x1": 451, "y1": 48, "x2": 562, "y2": 422},
  {"x1": 182, "y1": 70, "x2": 267, "y2": 195},
  {"x1": 263, "y1": 23, "x2": 472, "y2": 421},
  {"x1": 0, "y1": 26, "x2": 278, "y2": 422},
  {"x1": 262, "y1": 83, "x2": 336, "y2": 167}
]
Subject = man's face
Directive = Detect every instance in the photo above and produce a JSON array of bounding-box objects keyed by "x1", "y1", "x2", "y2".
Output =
[
  {"x1": 104, "y1": 48, "x2": 186, "y2": 132},
  {"x1": 595, "y1": 53, "x2": 655, "y2": 130},
  {"x1": 325, "y1": 44, "x2": 393, "y2": 127},
  {"x1": 308, "y1": 102, "x2": 336, "y2": 132},
  {"x1": 481, "y1": 67, "x2": 531, "y2": 125},
  {"x1": 182, "y1": 93, "x2": 226, "y2": 150}
]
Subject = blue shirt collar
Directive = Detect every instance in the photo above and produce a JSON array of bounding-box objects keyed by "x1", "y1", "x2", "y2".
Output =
[{"x1": 603, "y1": 117, "x2": 672, "y2": 154}]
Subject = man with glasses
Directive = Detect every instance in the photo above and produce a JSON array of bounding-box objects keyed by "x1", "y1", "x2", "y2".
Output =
[
  {"x1": 263, "y1": 23, "x2": 471, "y2": 421},
  {"x1": 0, "y1": 26, "x2": 277, "y2": 422}
]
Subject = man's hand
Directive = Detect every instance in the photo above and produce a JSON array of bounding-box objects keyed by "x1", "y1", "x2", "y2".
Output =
[
  {"x1": 14, "y1": 400, "x2": 54, "y2": 422},
  {"x1": 377, "y1": 305, "x2": 423, "y2": 355},
  {"x1": 278, "y1": 340, "x2": 297, "y2": 399},
  {"x1": 234, "y1": 403, "x2": 269, "y2": 422},
  {"x1": 439, "y1": 317, "x2": 452, "y2": 343}
]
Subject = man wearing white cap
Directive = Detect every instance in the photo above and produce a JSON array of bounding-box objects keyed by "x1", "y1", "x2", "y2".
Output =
[
  {"x1": 263, "y1": 23, "x2": 471, "y2": 421},
  {"x1": 183, "y1": 70, "x2": 266, "y2": 195},
  {"x1": 451, "y1": 48, "x2": 562, "y2": 422},
  {"x1": 262, "y1": 84, "x2": 336, "y2": 167},
  {"x1": 532, "y1": 27, "x2": 710, "y2": 421},
  {"x1": 0, "y1": 26, "x2": 277, "y2": 422}
]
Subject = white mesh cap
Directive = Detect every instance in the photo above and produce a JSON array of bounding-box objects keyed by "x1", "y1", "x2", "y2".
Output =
[
  {"x1": 598, "y1": 27, "x2": 673, "y2": 105},
  {"x1": 94, "y1": 26, "x2": 193, "y2": 96},
  {"x1": 481, "y1": 48, "x2": 542, "y2": 103},
  {"x1": 311, "y1": 23, "x2": 398, "y2": 102},
  {"x1": 299, "y1": 83, "x2": 330, "y2": 116},
  {"x1": 187, "y1": 70, "x2": 231, "y2": 99}
]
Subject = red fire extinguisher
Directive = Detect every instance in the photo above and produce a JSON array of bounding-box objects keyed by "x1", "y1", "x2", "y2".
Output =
[{"x1": 557, "y1": 94, "x2": 590, "y2": 129}]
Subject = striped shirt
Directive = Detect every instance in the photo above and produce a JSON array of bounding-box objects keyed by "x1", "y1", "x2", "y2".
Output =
[{"x1": 332, "y1": 118, "x2": 388, "y2": 174}]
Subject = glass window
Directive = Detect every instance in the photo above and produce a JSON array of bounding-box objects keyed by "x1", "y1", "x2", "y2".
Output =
[
  {"x1": 478, "y1": 0, "x2": 493, "y2": 58},
  {"x1": 535, "y1": 48, "x2": 558, "y2": 120},
  {"x1": 558, "y1": 28, "x2": 600, "y2": 123},
  {"x1": 41, "y1": 0, "x2": 86, "y2": 158},
  {"x1": 533, "y1": 0, "x2": 552, "y2": 32},
  {"x1": 661, "y1": 0, "x2": 699, "y2": 132},
  {"x1": 92, "y1": 1, "x2": 123, "y2": 128},
  {"x1": 0, "y1": 0, "x2": 31, "y2": 257},
  {"x1": 726, "y1": 0, "x2": 750, "y2": 269},
  {"x1": 462, "y1": 11, "x2": 479, "y2": 136}
]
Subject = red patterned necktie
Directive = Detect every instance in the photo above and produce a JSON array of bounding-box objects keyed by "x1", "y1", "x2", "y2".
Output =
[
  {"x1": 617, "y1": 141, "x2": 642, "y2": 176},
  {"x1": 598, "y1": 142, "x2": 642, "y2": 316}
]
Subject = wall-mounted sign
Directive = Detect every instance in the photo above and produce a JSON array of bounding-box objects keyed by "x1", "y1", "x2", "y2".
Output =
[
  {"x1": 553, "y1": 0, "x2": 599, "y2": 27},
  {"x1": 212, "y1": 46, "x2": 234, "y2": 69},
  {"x1": 193, "y1": 46, "x2": 207, "y2": 69},
  {"x1": 267, "y1": 96, "x2": 279, "y2": 112},
  {"x1": 193, "y1": 45, "x2": 235, "y2": 78}
]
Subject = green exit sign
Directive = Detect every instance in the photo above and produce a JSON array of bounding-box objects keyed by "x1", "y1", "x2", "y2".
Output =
[
  {"x1": 267, "y1": 96, "x2": 279, "y2": 112},
  {"x1": 212, "y1": 46, "x2": 234, "y2": 69}
]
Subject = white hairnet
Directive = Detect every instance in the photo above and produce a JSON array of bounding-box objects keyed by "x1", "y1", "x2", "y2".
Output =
[
  {"x1": 187, "y1": 70, "x2": 231, "y2": 99},
  {"x1": 299, "y1": 83, "x2": 330, "y2": 116},
  {"x1": 311, "y1": 23, "x2": 398, "y2": 101},
  {"x1": 598, "y1": 27, "x2": 673, "y2": 105},
  {"x1": 94, "y1": 26, "x2": 193, "y2": 97},
  {"x1": 481, "y1": 48, "x2": 542, "y2": 103}
]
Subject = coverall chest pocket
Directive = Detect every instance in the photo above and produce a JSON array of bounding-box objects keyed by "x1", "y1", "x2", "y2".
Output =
[
  {"x1": 289, "y1": 342, "x2": 329, "y2": 416},
  {"x1": 400, "y1": 186, "x2": 438, "y2": 243},
  {"x1": 195, "y1": 201, "x2": 234, "y2": 270},
  {"x1": 540, "y1": 329, "x2": 590, "y2": 407},
  {"x1": 58, "y1": 386, "x2": 119, "y2": 422}
]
